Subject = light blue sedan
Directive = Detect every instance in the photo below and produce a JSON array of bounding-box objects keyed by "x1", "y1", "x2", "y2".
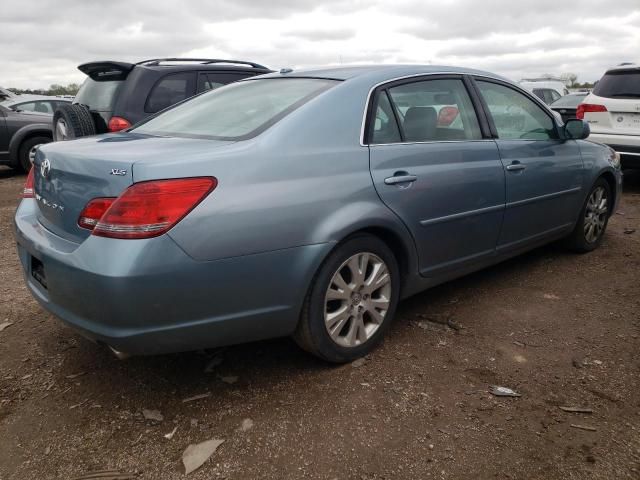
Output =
[{"x1": 14, "y1": 65, "x2": 623, "y2": 362}]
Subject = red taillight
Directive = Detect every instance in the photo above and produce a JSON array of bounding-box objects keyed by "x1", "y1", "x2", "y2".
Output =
[
  {"x1": 78, "y1": 198, "x2": 115, "y2": 230},
  {"x1": 108, "y1": 116, "x2": 132, "y2": 132},
  {"x1": 88, "y1": 177, "x2": 217, "y2": 239},
  {"x1": 22, "y1": 167, "x2": 35, "y2": 198},
  {"x1": 576, "y1": 103, "x2": 607, "y2": 119}
]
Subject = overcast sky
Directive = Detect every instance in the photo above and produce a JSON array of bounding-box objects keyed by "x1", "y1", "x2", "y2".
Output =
[{"x1": 1, "y1": 0, "x2": 639, "y2": 89}]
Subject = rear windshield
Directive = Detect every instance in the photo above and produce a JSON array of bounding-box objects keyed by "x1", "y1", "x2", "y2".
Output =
[
  {"x1": 133, "y1": 78, "x2": 338, "y2": 140},
  {"x1": 550, "y1": 94, "x2": 587, "y2": 107},
  {"x1": 593, "y1": 70, "x2": 640, "y2": 99},
  {"x1": 74, "y1": 78, "x2": 123, "y2": 111}
]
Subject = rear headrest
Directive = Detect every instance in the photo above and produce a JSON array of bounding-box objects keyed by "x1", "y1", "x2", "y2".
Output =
[{"x1": 403, "y1": 106, "x2": 437, "y2": 142}]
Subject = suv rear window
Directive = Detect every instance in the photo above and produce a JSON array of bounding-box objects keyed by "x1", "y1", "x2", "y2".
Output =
[
  {"x1": 134, "y1": 78, "x2": 337, "y2": 141},
  {"x1": 594, "y1": 70, "x2": 640, "y2": 99},
  {"x1": 74, "y1": 78, "x2": 123, "y2": 111}
]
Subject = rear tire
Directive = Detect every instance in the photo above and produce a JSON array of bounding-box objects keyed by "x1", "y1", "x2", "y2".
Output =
[
  {"x1": 293, "y1": 234, "x2": 400, "y2": 363},
  {"x1": 18, "y1": 135, "x2": 51, "y2": 172},
  {"x1": 53, "y1": 104, "x2": 96, "y2": 141},
  {"x1": 565, "y1": 178, "x2": 612, "y2": 253}
]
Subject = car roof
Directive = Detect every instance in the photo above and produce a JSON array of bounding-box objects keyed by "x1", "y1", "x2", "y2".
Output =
[
  {"x1": 605, "y1": 63, "x2": 639, "y2": 74},
  {"x1": 258, "y1": 64, "x2": 508, "y2": 83},
  {"x1": 1, "y1": 95, "x2": 71, "y2": 106}
]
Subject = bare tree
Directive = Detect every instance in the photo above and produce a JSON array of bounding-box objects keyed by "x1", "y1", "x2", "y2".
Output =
[{"x1": 560, "y1": 73, "x2": 578, "y2": 87}]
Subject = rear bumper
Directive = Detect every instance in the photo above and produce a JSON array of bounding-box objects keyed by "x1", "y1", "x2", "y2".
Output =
[
  {"x1": 588, "y1": 132, "x2": 640, "y2": 168},
  {"x1": 14, "y1": 200, "x2": 331, "y2": 355}
]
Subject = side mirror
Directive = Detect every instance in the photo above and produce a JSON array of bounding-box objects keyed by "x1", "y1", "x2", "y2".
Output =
[{"x1": 564, "y1": 118, "x2": 590, "y2": 140}]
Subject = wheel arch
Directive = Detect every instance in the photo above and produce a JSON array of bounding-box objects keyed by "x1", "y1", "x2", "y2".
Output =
[
  {"x1": 8, "y1": 124, "x2": 52, "y2": 165},
  {"x1": 315, "y1": 222, "x2": 419, "y2": 301},
  {"x1": 597, "y1": 170, "x2": 617, "y2": 214}
]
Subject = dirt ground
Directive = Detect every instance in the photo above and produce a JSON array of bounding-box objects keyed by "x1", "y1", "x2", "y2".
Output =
[{"x1": 0, "y1": 166, "x2": 639, "y2": 480}]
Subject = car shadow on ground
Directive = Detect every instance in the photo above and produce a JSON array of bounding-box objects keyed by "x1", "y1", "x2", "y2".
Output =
[
  {"x1": 0, "y1": 166, "x2": 24, "y2": 179},
  {"x1": 622, "y1": 168, "x2": 640, "y2": 193}
]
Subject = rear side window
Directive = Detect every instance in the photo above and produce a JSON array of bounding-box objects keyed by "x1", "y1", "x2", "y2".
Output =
[
  {"x1": 197, "y1": 73, "x2": 251, "y2": 93},
  {"x1": 477, "y1": 81, "x2": 557, "y2": 140},
  {"x1": 370, "y1": 92, "x2": 401, "y2": 144},
  {"x1": 533, "y1": 89, "x2": 559, "y2": 105},
  {"x1": 145, "y1": 72, "x2": 196, "y2": 113},
  {"x1": 134, "y1": 78, "x2": 337, "y2": 140},
  {"x1": 75, "y1": 78, "x2": 123, "y2": 111},
  {"x1": 382, "y1": 78, "x2": 482, "y2": 143},
  {"x1": 593, "y1": 70, "x2": 640, "y2": 99}
]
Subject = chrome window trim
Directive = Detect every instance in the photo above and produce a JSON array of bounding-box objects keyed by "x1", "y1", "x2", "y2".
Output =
[
  {"x1": 359, "y1": 72, "x2": 505, "y2": 147},
  {"x1": 368, "y1": 139, "x2": 495, "y2": 147}
]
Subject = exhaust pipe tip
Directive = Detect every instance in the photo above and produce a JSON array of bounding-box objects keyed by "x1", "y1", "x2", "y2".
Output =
[{"x1": 108, "y1": 345, "x2": 131, "y2": 360}]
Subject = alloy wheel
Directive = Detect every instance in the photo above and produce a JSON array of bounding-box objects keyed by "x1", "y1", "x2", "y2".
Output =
[
  {"x1": 324, "y1": 252, "x2": 392, "y2": 348},
  {"x1": 584, "y1": 186, "x2": 608, "y2": 243},
  {"x1": 28, "y1": 144, "x2": 41, "y2": 165},
  {"x1": 54, "y1": 119, "x2": 68, "y2": 141}
]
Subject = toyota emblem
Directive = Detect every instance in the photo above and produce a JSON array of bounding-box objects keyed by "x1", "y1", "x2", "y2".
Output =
[{"x1": 40, "y1": 158, "x2": 51, "y2": 179}]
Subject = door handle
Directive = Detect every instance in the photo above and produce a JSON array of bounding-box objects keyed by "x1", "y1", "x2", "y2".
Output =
[
  {"x1": 384, "y1": 173, "x2": 418, "y2": 185},
  {"x1": 506, "y1": 162, "x2": 526, "y2": 172}
]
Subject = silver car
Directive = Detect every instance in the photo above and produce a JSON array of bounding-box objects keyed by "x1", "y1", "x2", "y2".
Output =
[{"x1": 14, "y1": 65, "x2": 623, "y2": 362}]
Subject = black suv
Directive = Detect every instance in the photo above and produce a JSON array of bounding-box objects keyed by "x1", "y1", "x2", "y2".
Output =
[{"x1": 53, "y1": 58, "x2": 272, "y2": 140}]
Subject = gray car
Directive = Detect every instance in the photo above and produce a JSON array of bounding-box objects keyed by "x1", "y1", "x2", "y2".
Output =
[
  {"x1": 14, "y1": 65, "x2": 623, "y2": 363},
  {"x1": 1, "y1": 96, "x2": 72, "y2": 171}
]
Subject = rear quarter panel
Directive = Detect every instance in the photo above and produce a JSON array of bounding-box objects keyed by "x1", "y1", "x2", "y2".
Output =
[{"x1": 132, "y1": 79, "x2": 417, "y2": 264}]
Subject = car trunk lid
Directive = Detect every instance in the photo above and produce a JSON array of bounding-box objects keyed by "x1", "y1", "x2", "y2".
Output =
[{"x1": 32, "y1": 133, "x2": 234, "y2": 242}]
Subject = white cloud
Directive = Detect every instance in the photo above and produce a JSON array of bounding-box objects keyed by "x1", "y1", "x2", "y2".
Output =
[{"x1": 0, "y1": 0, "x2": 638, "y2": 89}]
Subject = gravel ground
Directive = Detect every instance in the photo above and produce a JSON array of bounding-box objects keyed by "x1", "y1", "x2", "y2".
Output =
[{"x1": 0, "y1": 167, "x2": 639, "y2": 480}]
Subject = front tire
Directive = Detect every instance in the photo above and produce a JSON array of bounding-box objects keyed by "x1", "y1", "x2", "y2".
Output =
[
  {"x1": 565, "y1": 178, "x2": 612, "y2": 253},
  {"x1": 294, "y1": 234, "x2": 400, "y2": 363}
]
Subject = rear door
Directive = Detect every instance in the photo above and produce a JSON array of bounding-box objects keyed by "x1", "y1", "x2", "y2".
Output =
[
  {"x1": 473, "y1": 78, "x2": 584, "y2": 252},
  {"x1": 367, "y1": 75, "x2": 505, "y2": 277}
]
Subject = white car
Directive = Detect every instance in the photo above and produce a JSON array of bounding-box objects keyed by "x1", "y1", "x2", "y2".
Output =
[
  {"x1": 519, "y1": 79, "x2": 569, "y2": 105},
  {"x1": 578, "y1": 64, "x2": 640, "y2": 168}
]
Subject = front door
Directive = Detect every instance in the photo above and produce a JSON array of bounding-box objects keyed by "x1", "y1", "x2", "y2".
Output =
[
  {"x1": 474, "y1": 79, "x2": 584, "y2": 252},
  {"x1": 367, "y1": 76, "x2": 506, "y2": 276}
]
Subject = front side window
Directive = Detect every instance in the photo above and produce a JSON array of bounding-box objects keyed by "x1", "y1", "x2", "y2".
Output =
[
  {"x1": 12, "y1": 101, "x2": 53, "y2": 113},
  {"x1": 145, "y1": 72, "x2": 196, "y2": 113},
  {"x1": 382, "y1": 78, "x2": 482, "y2": 143},
  {"x1": 477, "y1": 81, "x2": 557, "y2": 140},
  {"x1": 12, "y1": 101, "x2": 36, "y2": 112},
  {"x1": 134, "y1": 78, "x2": 337, "y2": 140}
]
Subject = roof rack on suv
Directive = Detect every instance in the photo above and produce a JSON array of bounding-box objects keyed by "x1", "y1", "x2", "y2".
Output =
[{"x1": 136, "y1": 58, "x2": 268, "y2": 69}]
